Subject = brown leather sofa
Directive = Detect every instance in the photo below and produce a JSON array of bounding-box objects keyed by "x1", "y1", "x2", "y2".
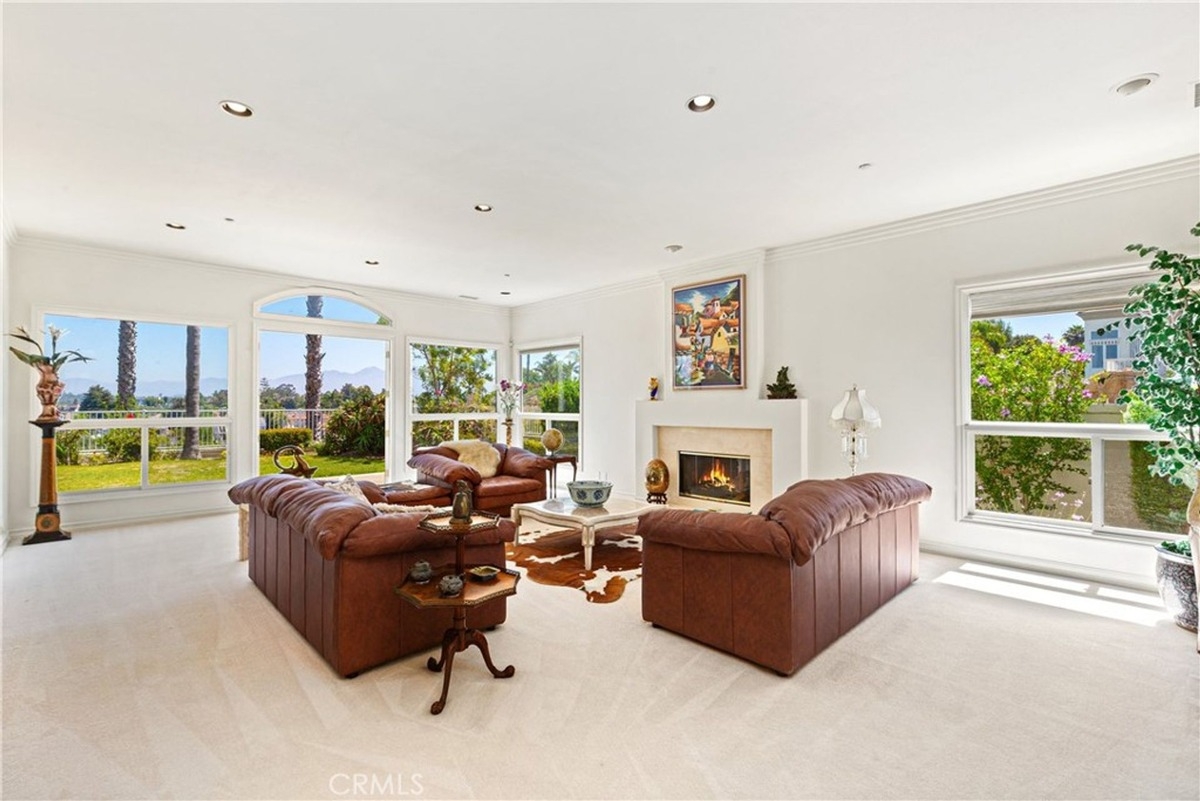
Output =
[
  {"x1": 638, "y1": 472, "x2": 932, "y2": 675},
  {"x1": 408, "y1": 442, "x2": 551, "y2": 516},
  {"x1": 229, "y1": 474, "x2": 514, "y2": 678}
]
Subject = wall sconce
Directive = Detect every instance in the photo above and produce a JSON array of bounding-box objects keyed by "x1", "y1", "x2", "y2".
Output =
[{"x1": 830, "y1": 385, "x2": 881, "y2": 476}]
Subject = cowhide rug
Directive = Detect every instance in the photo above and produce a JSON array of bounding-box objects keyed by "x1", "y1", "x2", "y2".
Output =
[{"x1": 506, "y1": 523, "x2": 641, "y2": 603}]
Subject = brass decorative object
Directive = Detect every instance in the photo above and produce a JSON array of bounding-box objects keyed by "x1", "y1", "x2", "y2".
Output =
[
  {"x1": 645, "y1": 458, "x2": 669, "y2": 504},
  {"x1": 273, "y1": 444, "x2": 317, "y2": 478}
]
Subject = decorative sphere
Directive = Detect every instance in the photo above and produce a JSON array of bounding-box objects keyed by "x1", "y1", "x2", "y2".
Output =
[
  {"x1": 645, "y1": 458, "x2": 670, "y2": 493},
  {"x1": 541, "y1": 427, "x2": 564, "y2": 453}
]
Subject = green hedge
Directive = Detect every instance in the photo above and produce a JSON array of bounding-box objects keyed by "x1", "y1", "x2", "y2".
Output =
[
  {"x1": 260, "y1": 427, "x2": 313, "y2": 453},
  {"x1": 1130, "y1": 441, "x2": 1192, "y2": 536}
]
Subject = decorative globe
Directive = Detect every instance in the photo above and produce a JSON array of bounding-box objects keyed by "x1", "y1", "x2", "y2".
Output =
[
  {"x1": 541, "y1": 427, "x2": 564, "y2": 454},
  {"x1": 567, "y1": 480, "x2": 613, "y2": 508}
]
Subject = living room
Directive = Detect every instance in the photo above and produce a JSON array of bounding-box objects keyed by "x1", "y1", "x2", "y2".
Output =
[{"x1": 3, "y1": 4, "x2": 1198, "y2": 800}]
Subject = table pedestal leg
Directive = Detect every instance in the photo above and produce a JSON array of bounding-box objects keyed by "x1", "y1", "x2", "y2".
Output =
[{"x1": 426, "y1": 607, "x2": 515, "y2": 715}]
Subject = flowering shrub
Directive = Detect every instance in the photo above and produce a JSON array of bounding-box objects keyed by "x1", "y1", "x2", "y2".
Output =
[
  {"x1": 971, "y1": 331, "x2": 1093, "y2": 515},
  {"x1": 497, "y1": 379, "x2": 525, "y2": 419}
]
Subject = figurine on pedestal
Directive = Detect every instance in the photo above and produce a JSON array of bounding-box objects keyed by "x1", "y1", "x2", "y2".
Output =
[{"x1": 8, "y1": 325, "x2": 92, "y2": 545}]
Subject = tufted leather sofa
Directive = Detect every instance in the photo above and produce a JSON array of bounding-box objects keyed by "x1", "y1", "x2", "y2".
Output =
[
  {"x1": 229, "y1": 474, "x2": 514, "y2": 678},
  {"x1": 407, "y1": 442, "x2": 552, "y2": 517},
  {"x1": 637, "y1": 472, "x2": 932, "y2": 675}
]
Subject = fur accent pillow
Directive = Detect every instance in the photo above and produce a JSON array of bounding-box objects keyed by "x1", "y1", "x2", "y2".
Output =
[
  {"x1": 372, "y1": 503, "x2": 442, "y2": 514},
  {"x1": 439, "y1": 439, "x2": 500, "y2": 479},
  {"x1": 328, "y1": 474, "x2": 370, "y2": 505}
]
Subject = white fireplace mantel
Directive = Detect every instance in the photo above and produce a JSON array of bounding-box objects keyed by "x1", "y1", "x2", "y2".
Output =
[{"x1": 634, "y1": 397, "x2": 808, "y2": 502}]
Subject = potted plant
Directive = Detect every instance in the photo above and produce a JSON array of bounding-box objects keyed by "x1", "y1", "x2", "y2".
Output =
[{"x1": 1111, "y1": 224, "x2": 1199, "y2": 632}]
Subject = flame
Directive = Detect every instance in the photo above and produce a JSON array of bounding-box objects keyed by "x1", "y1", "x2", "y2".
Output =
[{"x1": 703, "y1": 460, "x2": 732, "y2": 488}]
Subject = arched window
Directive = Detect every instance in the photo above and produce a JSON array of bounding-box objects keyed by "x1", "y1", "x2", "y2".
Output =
[{"x1": 256, "y1": 291, "x2": 390, "y2": 326}]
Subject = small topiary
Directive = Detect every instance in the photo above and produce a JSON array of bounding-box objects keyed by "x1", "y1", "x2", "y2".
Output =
[{"x1": 766, "y1": 366, "x2": 798, "y2": 399}]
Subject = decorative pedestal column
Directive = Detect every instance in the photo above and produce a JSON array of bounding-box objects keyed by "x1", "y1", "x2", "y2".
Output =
[
  {"x1": 25, "y1": 419, "x2": 70, "y2": 545},
  {"x1": 502, "y1": 418, "x2": 513, "y2": 447}
]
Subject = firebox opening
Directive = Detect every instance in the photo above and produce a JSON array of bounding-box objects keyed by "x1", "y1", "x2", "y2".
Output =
[{"x1": 678, "y1": 450, "x2": 751, "y2": 506}]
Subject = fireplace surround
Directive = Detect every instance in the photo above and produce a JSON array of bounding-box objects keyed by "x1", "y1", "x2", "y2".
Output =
[{"x1": 635, "y1": 398, "x2": 808, "y2": 511}]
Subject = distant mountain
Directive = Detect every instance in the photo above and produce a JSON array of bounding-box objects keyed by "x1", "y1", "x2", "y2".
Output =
[
  {"x1": 61, "y1": 376, "x2": 228, "y2": 398},
  {"x1": 266, "y1": 366, "x2": 385, "y2": 393},
  {"x1": 58, "y1": 365, "x2": 384, "y2": 400}
]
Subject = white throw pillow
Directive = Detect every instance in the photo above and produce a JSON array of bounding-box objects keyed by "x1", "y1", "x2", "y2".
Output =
[
  {"x1": 439, "y1": 439, "x2": 500, "y2": 479},
  {"x1": 328, "y1": 474, "x2": 370, "y2": 505}
]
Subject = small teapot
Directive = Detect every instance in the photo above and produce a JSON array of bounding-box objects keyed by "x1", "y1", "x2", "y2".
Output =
[
  {"x1": 438, "y1": 574, "x2": 464, "y2": 597},
  {"x1": 409, "y1": 560, "x2": 433, "y2": 583}
]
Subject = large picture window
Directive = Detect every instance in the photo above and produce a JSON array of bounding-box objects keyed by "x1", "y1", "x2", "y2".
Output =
[
  {"x1": 518, "y1": 343, "x2": 581, "y2": 458},
  {"x1": 409, "y1": 341, "x2": 499, "y2": 448},
  {"x1": 959, "y1": 269, "x2": 1189, "y2": 539},
  {"x1": 45, "y1": 314, "x2": 230, "y2": 493}
]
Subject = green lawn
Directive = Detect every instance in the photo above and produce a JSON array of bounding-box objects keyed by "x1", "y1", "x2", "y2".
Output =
[{"x1": 58, "y1": 453, "x2": 386, "y2": 492}]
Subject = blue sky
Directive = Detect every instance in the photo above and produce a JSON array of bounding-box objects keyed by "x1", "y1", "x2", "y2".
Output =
[
  {"x1": 996, "y1": 312, "x2": 1080, "y2": 340},
  {"x1": 46, "y1": 315, "x2": 228, "y2": 385},
  {"x1": 41, "y1": 315, "x2": 387, "y2": 391}
]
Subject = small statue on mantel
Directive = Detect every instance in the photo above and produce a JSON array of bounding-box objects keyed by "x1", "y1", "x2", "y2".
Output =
[
  {"x1": 649, "y1": 376, "x2": 660, "y2": 401},
  {"x1": 766, "y1": 366, "x2": 798, "y2": 399}
]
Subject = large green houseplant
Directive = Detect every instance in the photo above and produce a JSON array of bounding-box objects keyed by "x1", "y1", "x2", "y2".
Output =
[{"x1": 1112, "y1": 224, "x2": 1199, "y2": 633}]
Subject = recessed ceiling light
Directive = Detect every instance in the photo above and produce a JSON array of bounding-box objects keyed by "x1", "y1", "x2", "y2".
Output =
[
  {"x1": 223, "y1": 217, "x2": 235, "y2": 222},
  {"x1": 474, "y1": 204, "x2": 493, "y2": 213},
  {"x1": 165, "y1": 222, "x2": 186, "y2": 230},
  {"x1": 219, "y1": 100, "x2": 253, "y2": 117},
  {"x1": 857, "y1": 162, "x2": 873, "y2": 170},
  {"x1": 365, "y1": 260, "x2": 379, "y2": 266},
  {"x1": 500, "y1": 291, "x2": 511, "y2": 296},
  {"x1": 1112, "y1": 74, "x2": 1158, "y2": 96},
  {"x1": 687, "y1": 94, "x2": 716, "y2": 113},
  {"x1": 665, "y1": 244, "x2": 683, "y2": 253},
  {"x1": 458, "y1": 294, "x2": 479, "y2": 300}
]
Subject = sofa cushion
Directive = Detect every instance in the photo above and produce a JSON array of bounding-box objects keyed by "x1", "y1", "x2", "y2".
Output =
[
  {"x1": 759, "y1": 472, "x2": 932, "y2": 565},
  {"x1": 472, "y1": 474, "x2": 544, "y2": 498},
  {"x1": 440, "y1": 439, "x2": 501, "y2": 478}
]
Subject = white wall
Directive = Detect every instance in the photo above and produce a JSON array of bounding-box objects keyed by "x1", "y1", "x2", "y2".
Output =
[
  {"x1": 511, "y1": 279, "x2": 661, "y2": 498},
  {"x1": 3, "y1": 239, "x2": 510, "y2": 536},
  {"x1": 514, "y1": 160, "x2": 1199, "y2": 588},
  {"x1": 1, "y1": 233, "x2": 10, "y2": 549}
]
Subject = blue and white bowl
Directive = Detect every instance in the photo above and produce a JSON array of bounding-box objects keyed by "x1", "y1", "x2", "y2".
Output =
[{"x1": 567, "y1": 480, "x2": 613, "y2": 508}]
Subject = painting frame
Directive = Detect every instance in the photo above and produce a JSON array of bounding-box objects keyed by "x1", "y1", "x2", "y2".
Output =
[{"x1": 671, "y1": 274, "x2": 745, "y2": 390}]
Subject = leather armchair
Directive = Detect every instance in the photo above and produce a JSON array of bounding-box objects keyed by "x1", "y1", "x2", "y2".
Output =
[{"x1": 408, "y1": 442, "x2": 552, "y2": 516}]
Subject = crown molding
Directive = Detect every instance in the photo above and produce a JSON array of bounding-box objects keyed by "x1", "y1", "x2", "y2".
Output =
[
  {"x1": 658, "y1": 248, "x2": 766, "y2": 284},
  {"x1": 8, "y1": 233, "x2": 508, "y2": 318},
  {"x1": 767, "y1": 155, "x2": 1200, "y2": 262}
]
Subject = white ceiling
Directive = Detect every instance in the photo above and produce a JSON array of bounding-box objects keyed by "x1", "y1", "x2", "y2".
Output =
[{"x1": 4, "y1": 3, "x2": 1198, "y2": 306}]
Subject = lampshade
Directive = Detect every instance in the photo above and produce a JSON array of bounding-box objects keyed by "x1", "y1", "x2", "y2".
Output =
[{"x1": 830, "y1": 385, "x2": 881, "y2": 429}]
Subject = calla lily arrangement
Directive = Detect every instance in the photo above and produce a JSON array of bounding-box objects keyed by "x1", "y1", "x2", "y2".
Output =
[
  {"x1": 497, "y1": 379, "x2": 525, "y2": 419},
  {"x1": 8, "y1": 326, "x2": 92, "y2": 370}
]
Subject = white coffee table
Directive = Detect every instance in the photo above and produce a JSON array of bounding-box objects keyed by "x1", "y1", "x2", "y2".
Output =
[{"x1": 511, "y1": 497, "x2": 657, "y2": 571}]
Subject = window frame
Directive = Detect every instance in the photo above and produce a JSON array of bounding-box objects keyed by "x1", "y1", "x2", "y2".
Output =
[
  {"x1": 955, "y1": 262, "x2": 1172, "y2": 543},
  {"x1": 514, "y1": 337, "x2": 583, "y2": 464},
  {"x1": 33, "y1": 306, "x2": 236, "y2": 502},
  {"x1": 405, "y1": 335, "x2": 504, "y2": 458}
]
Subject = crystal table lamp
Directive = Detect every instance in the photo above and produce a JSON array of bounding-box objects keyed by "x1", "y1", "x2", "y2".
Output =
[{"x1": 830, "y1": 385, "x2": 881, "y2": 476}]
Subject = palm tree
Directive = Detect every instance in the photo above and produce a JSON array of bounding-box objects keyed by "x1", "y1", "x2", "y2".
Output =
[
  {"x1": 117, "y1": 320, "x2": 137, "y2": 409},
  {"x1": 181, "y1": 325, "x2": 201, "y2": 459},
  {"x1": 305, "y1": 295, "x2": 324, "y2": 437}
]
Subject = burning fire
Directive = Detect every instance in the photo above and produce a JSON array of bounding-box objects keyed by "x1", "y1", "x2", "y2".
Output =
[{"x1": 702, "y1": 460, "x2": 733, "y2": 489}]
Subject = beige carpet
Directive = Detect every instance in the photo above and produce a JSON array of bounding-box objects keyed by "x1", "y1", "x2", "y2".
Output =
[{"x1": 2, "y1": 514, "x2": 1197, "y2": 800}]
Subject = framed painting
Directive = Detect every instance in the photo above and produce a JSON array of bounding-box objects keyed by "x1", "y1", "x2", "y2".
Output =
[{"x1": 671, "y1": 274, "x2": 745, "y2": 390}]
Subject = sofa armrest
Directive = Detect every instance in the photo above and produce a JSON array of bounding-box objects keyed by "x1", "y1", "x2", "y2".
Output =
[
  {"x1": 635, "y1": 508, "x2": 793, "y2": 561},
  {"x1": 230, "y1": 475, "x2": 375, "y2": 560},
  {"x1": 407, "y1": 452, "x2": 482, "y2": 486},
  {"x1": 501, "y1": 446, "x2": 553, "y2": 479}
]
